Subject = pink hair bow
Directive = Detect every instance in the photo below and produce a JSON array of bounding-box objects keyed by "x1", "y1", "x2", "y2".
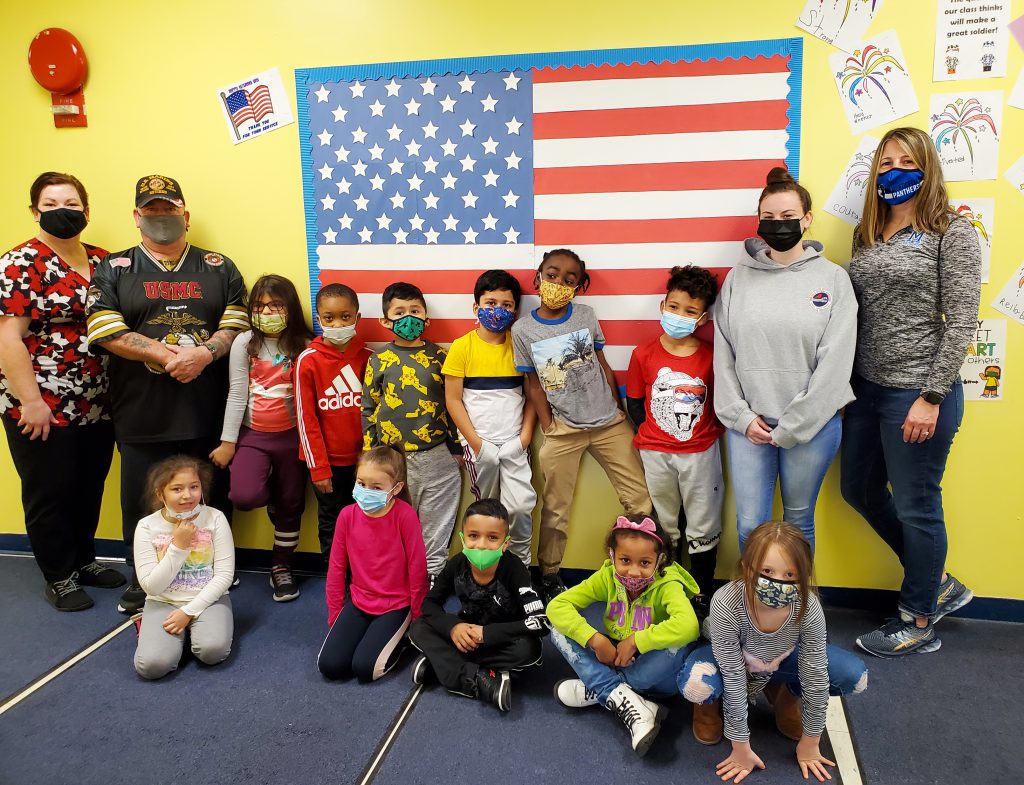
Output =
[{"x1": 614, "y1": 516, "x2": 657, "y2": 535}]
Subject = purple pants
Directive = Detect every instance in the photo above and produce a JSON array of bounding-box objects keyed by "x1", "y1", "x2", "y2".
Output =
[{"x1": 229, "y1": 426, "x2": 307, "y2": 563}]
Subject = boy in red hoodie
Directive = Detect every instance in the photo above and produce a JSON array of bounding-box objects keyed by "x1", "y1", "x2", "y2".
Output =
[{"x1": 295, "y1": 283, "x2": 372, "y2": 561}]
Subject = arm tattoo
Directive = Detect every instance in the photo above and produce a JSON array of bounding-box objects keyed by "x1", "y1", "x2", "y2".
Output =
[{"x1": 205, "y1": 329, "x2": 240, "y2": 359}]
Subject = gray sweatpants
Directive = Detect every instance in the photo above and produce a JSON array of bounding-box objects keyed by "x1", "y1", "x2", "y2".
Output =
[
  {"x1": 134, "y1": 596, "x2": 233, "y2": 680},
  {"x1": 463, "y1": 438, "x2": 537, "y2": 567},
  {"x1": 406, "y1": 445, "x2": 462, "y2": 575},
  {"x1": 639, "y1": 443, "x2": 723, "y2": 553}
]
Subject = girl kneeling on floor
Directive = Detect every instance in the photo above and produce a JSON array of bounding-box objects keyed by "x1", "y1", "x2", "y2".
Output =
[
  {"x1": 317, "y1": 446, "x2": 429, "y2": 682},
  {"x1": 547, "y1": 514, "x2": 700, "y2": 758},
  {"x1": 134, "y1": 456, "x2": 235, "y2": 680},
  {"x1": 680, "y1": 521, "x2": 867, "y2": 783}
]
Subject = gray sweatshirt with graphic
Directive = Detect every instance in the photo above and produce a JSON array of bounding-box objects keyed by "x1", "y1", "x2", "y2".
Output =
[{"x1": 713, "y1": 239, "x2": 857, "y2": 449}]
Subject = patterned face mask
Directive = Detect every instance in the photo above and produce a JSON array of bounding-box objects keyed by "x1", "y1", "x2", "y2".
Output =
[
  {"x1": 754, "y1": 575, "x2": 800, "y2": 608},
  {"x1": 389, "y1": 314, "x2": 426, "y2": 341},
  {"x1": 538, "y1": 280, "x2": 576, "y2": 310},
  {"x1": 476, "y1": 306, "x2": 516, "y2": 333},
  {"x1": 252, "y1": 313, "x2": 287, "y2": 335}
]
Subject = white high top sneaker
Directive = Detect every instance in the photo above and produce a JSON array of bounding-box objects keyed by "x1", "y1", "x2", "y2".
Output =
[{"x1": 605, "y1": 683, "x2": 668, "y2": 757}]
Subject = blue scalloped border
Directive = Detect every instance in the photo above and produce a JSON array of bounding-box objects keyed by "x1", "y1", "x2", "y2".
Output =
[{"x1": 295, "y1": 38, "x2": 804, "y2": 313}]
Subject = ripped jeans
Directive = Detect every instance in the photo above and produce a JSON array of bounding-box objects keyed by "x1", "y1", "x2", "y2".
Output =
[
  {"x1": 551, "y1": 629, "x2": 696, "y2": 705},
  {"x1": 678, "y1": 643, "x2": 868, "y2": 704}
]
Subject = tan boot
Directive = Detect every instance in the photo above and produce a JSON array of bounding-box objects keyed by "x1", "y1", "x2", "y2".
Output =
[
  {"x1": 691, "y1": 699, "x2": 723, "y2": 745},
  {"x1": 765, "y1": 682, "x2": 802, "y2": 741}
]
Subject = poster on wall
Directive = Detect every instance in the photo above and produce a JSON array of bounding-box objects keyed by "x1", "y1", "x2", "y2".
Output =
[
  {"x1": 294, "y1": 39, "x2": 803, "y2": 379},
  {"x1": 950, "y1": 198, "x2": 994, "y2": 282},
  {"x1": 830, "y1": 30, "x2": 918, "y2": 132},
  {"x1": 1012, "y1": 14, "x2": 1024, "y2": 49},
  {"x1": 960, "y1": 318, "x2": 1007, "y2": 400},
  {"x1": 1009, "y1": 69, "x2": 1024, "y2": 109},
  {"x1": 928, "y1": 91, "x2": 1002, "y2": 181},
  {"x1": 1004, "y1": 154, "x2": 1024, "y2": 196},
  {"x1": 933, "y1": 0, "x2": 1010, "y2": 81},
  {"x1": 825, "y1": 135, "x2": 880, "y2": 224},
  {"x1": 992, "y1": 260, "x2": 1024, "y2": 326},
  {"x1": 218, "y1": 68, "x2": 294, "y2": 145},
  {"x1": 796, "y1": 0, "x2": 884, "y2": 52}
]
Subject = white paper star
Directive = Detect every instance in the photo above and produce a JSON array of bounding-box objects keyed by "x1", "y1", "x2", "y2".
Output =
[
  {"x1": 368, "y1": 143, "x2": 385, "y2": 160},
  {"x1": 502, "y1": 190, "x2": 519, "y2": 208},
  {"x1": 376, "y1": 214, "x2": 392, "y2": 230},
  {"x1": 480, "y1": 94, "x2": 498, "y2": 112},
  {"x1": 481, "y1": 213, "x2": 498, "y2": 230},
  {"x1": 424, "y1": 227, "x2": 440, "y2": 243},
  {"x1": 349, "y1": 81, "x2": 365, "y2": 98},
  {"x1": 358, "y1": 226, "x2": 373, "y2": 242},
  {"x1": 385, "y1": 79, "x2": 401, "y2": 97},
  {"x1": 320, "y1": 194, "x2": 336, "y2": 210},
  {"x1": 335, "y1": 178, "x2": 352, "y2": 194},
  {"x1": 317, "y1": 129, "x2": 333, "y2": 146},
  {"x1": 323, "y1": 227, "x2": 337, "y2": 242},
  {"x1": 369, "y1": 174, "x2": 386, "y2": 191},
  {"x1": 352, "y1": 160, "x2": 368, "y2": 177},
  {"x1": 460, "y1": 154, "x2": 477, "y2": 172},
  {"x1": 462, "y1": 227, "x2": 479, "y2": 243},
  {"x1": 443, "y1": 214, "x2": 460, "y2": 231},
  {"x1": 421, "y1": 78, "x2": 437, "y2": 95},
  {"x1": 422, "y1": 157, "x2": 439, "y2": 174},
  {"x1": 458, "y1": 75, "x2": 476, "y2": 93},
  {"x1": 351, "y1": 127, "x2": 368, "y2": 144},
  {"x1": 409, "y1": 214, "x2": 425, "y2": 231},
  {"x1": 334, "y1": 145, "x2": 350, "y2": 162},
  {"x1": 504, "y1": 152, "x2": 521, "y2": 170},
  {"x1": 338, "y1": 213, "x2": 354, "y2": 230},
  {"x1": 369, "y1": 100, "x2": 386, "y2": 117},
  {"x1": 504, "y1": 227, "x2": 520, "y2": 244},
  {"x1": 318, "y1": 163, "x2": 334, "y2": 180},
  {"x1": 439, "y1": 95, "x2": 457, "y2": 113},
  {"x1": 386, "y1": 124, "x2": 403, "y2": 141},
  {"x1": 404, "y1": 97, "x2": 421, "y2": 116},
  {"x1": 482, "y1": 170, "x2": 499, "y2": 187},
  {"x1": 354, "y1": 195, "x2": 369, "y2": 211},
  {"x1": 393, "y1": 228, "x2": 409, "y2": 243},
  {"x1": 441, "y1": 173, "x2": 458, "y2": 190},
  {"x1": 459, "y1": 119, "x2": 477, "y2": 137},
  {"x1": 482, "y1": 137, "x2": 499, "y2": 155},
  {"x1": 388, "y1": 158, "x2": 405, "y2": 175},
  {"x1": 406, "y1": 174, "x2": 423, "y2": 191},
  {"x1": 505, "y1": 117, "x2": 523, "y2": 135},
  {"x1": 405, "y1": 140, "x2": 422, "y2": 157},
  {"x1": 314, "y1": 85, "x2": 331, "y2": 103},
  {"x1": 332, "y1": 106, "x2": 348, "y2": 123},
  {"x1": 389, "y1": 193, "x2": 406, "y2": 209},
  {"x1": 441, "y1": 139, "x2": 458, "y2": 157},
  {"x1": 422, "y1": 121, "x2": 439, "y2": 139},
  {"x1": 462, "y1": 191, "x2": 479, "y2": 209},
  {"x1": 423, "y1": 192, "x2": 440, "y2": 209},
  {"x1": 503, "y1": 72, "x2": 521, "y2": 91}
]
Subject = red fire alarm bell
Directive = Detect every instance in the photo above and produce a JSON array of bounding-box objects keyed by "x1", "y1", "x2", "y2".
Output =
[{"x1": 28, "y1": 28, "x2": 88, "y2": 128}]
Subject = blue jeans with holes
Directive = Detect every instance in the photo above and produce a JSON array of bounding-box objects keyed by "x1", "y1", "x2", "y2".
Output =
[
  {"x1": 550, "y1": 629, "x2": 695, "y2": 704},
  {"x1": 727, "y1": 414, "x2": 842, "y2": 552},
  {"x1": 678, "y1": 643, "x2": 867, "y2": 704},
  {"x1": 839, "y1": 376, "x2": 964, "y2": 618}
]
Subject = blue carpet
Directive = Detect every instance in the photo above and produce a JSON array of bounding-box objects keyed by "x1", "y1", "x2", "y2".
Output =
[{"x1": 0, "y1": 554, "x2": 130, "y2": 700}]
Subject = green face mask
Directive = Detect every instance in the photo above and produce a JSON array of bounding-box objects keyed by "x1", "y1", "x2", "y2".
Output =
[
  {"x1": 460, "y1": 532, "x2": 508, "y2": 570},
  {"x1": 253, "y1": 313, "x2": 287, "y2": 336}
]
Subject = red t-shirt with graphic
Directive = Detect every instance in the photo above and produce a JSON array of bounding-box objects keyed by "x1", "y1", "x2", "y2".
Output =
[{"x1": 625, "y1": 338, "x2": 723, "y2": 454}]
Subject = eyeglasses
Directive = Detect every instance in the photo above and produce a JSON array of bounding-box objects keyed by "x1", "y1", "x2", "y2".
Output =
[{"x1": 253, "y1": 300, "x2": 287, "y2": 314}]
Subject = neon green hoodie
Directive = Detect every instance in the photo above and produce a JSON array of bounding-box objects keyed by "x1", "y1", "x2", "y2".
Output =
[{"x1": 547, "y1": 561, "x2": 700, "y2": 654}]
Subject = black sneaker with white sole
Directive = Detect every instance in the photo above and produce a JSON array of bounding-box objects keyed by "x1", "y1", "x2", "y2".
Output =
[
  {"x1": 539, "y1": 573, "x2": 567, "y2": 606},
  {"x1": 474, "y1": 668, "x2": 511, "y2": 712},
  {"x1": 117, "y1": 582, "x2": 146, "y2": 615},
  {"x1": 269, "y1": 565, "x2": 300, "y2": 602},
  {"x1": 78, "y1": 561, "x2": 128, "y2": 589},
  {"x1": 45, "y1": 573, "x2": 94, "y2": 612},
  {"x1": 411, "y1": 655, "x2": 434, "y2": 686}
]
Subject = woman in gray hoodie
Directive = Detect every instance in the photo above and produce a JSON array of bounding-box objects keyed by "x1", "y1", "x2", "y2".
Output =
[{"x1": 714, "y1": 168, "x2": 857, "y2": 551}]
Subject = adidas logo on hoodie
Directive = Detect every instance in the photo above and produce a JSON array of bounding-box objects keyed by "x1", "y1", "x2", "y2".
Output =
[{"x1": 319, "y1": 365, "x2": 363, "y2": 410}]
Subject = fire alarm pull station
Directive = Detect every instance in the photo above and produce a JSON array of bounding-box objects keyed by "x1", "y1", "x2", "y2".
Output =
[{"x1": 28, "y1": 28, "x2": 89, "y2": 128}]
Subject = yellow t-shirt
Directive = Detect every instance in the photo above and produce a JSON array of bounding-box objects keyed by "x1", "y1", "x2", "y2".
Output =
[{"x1": 441, "y1": 330, "x2": 524, "y2": 444}]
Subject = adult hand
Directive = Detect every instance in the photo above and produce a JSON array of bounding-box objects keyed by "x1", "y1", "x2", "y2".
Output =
[
  {"x1": 796, "y1": 737, "x2": 835, "y2": 782},
  {"x1": 745, "y1": 416, "x2": 774, "y2": 445},
  {"x1": 716, "y1": 741, "x2": 765, "y2": 783},
  {"x1": 18, "y1": 399, "x2": 57, "y2": 441},
  {"x1": 902, "y1": 397, "x2": 939, "y2": 444},
  {"x1": 451, "y1": 622, "x2": 480, "y2": 653},
  {"x1": 162, "y1": 609, "x2": 193, "y2": 636},
  {"x1": 209, "y1": 441, "x2": 236, "y2": 468},
  {"x1": 613, "y1": 634, "x2": 638, "y2": 667},
  {"x1": 165, "y1": 345, "x2": 212, "y2": 383},
  {"x1": 172, "y1": 519, "x2": 197, "y2": 550},
  {"x1": 588, "y1": 632, "x2": 618, "y2": 666},
  {"x1": 313, "y1": 477, "x2": 333, "y2": 494}
]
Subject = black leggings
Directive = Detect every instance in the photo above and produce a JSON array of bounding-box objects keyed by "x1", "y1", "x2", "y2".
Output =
[{"x1": 317, "y1": 602, "x2": 410, "y2": 682}]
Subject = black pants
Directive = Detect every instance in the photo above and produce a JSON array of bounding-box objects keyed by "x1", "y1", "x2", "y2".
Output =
[
  {"x1": 4, "y1": 417, "x2": 114, "y2": 583},
  {"x1": 317, "y1": 602, "x2": 410, "y2": 682},
  {"x1": 118, "y1": 437, "x2": 232, "y2": 567},
  {"x1": 311, "y1": 464, "x2": 356, "y2": 560},
  {"x1": 408, "y1": 618, "x2": 542, "y2": 693}
]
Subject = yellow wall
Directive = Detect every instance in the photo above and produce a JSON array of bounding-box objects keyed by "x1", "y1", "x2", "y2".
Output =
[{"x1": 1, "y1": 0, "x2": 1021, "y2": 599}]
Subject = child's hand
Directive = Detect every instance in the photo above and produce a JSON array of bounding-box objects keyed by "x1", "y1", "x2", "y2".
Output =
[
  {"x1": 587, "y1": 633, "x2": 617, "y2": 665},
  {"x1": 171, "y1": 520, "x2": 197, "y2": 550},
  {"x1": 453, "y1": 453, "x2": 466, "y2": 470},
  {"x1": 717, "y1": 741, "x2": 765, "y2": 783},
  {"x1": 313, "y1": 477, "x2": 333, "y2": 494},
  {"x1": 209, "y1": 441, "x2": 236, "y2": 468},
  {"x1": 162, "y1": 609, "x2": 193, "y2": 635},
  {"x1": 451, "y1": 623, "x2": 481, "y2": 653},
  {"x1": 613, "y1": 635, "x2": 639, "y2": 667},
  {"x1": 796, "y1": 737, "x2": 835, "y2": 782}
]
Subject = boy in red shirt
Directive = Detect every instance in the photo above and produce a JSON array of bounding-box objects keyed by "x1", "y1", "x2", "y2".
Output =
[
  {"x1": 625, "y1": 266, "x2": 723, "y2": 619},
  {"x1": 295, "y1": 283, "x2": 371, "y2": 561}
]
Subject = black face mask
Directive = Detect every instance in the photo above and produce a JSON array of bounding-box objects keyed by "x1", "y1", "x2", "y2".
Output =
[
  {"x1": 757, "y1": 218, "x2": 804, "y2": 253},
  {"x1": 39, "y1": 208, "x2": 88, "y2": 240}
]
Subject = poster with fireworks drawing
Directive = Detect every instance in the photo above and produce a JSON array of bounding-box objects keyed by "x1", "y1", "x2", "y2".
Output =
[
  {"x1": 992, "y1": 260, "x2": 1024, "y2": 327},
  {"x1": 825, "y1": 135, "x2": 880, "y2": 224},
  {"x1": 1004, "y1": 154, "x2": 1024, "y2": 198},
  {"x1": 949, "y1": 198, "x2": 994, "y2": 282},
  {"x1": 933, "y1": 0, "x2": 1010, "y2": 81},
  {"x1": 928, "y1": 92, "x2": 1002, "y2": 180},
  {"x1": 830, "y1": 31, "x2": 917, "y2": 132},
  {"x1": 796, "y1": 0, "x2": 884, "y2": 53},
  {"x1": 959, "y1": 319, "x2": 1006, "y2": 401}
]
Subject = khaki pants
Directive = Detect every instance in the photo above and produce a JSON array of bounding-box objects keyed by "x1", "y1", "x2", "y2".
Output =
[{"x1": 537, "y1": 412, "x2": 651, "y2": 574}]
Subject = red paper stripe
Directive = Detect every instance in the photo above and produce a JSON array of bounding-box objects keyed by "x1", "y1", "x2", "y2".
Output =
[
  {"x1": 535, "y1": 216, "x2": 756, "y2": 245},
  {"x1": 533, "y1": 55, "x2": 790, "y2": 83},
  {"x1": 534, "y1": 160, "x2": 784, "y2": 194}
]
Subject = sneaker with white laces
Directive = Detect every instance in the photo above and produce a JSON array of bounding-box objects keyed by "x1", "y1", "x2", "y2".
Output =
[
  {"x1": 605, "y1": 683, "x2": 667, "y2": 757},
  {"x1": 857, "y1": 615, "x2": 941, "y2": 658},
  {"x1": 932, "y1": 573, "x2": 973, "y2": 623},
  {"x1": 77, "y1": 561, "x2": 127, "y2": 589},
  {"x1": 269, "y1": 565, "x2": 300, "y2": 602},
  {"x1": 45, "y1": 573, "x2": 93, "y2": 612},
  {"x1": 411, "y1": 655, "x2": 434, "y2": 686},
  {"x1": 553, "y1": 678, "x2": 600, "y2": 709}
]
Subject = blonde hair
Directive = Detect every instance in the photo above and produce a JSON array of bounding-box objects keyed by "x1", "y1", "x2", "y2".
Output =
[
  {"x1": 858, "y1": 127, "x2": 955, "y2": 247},
  {"x1": 739, "y1": 521, "x2": 817, "y2": 625}
]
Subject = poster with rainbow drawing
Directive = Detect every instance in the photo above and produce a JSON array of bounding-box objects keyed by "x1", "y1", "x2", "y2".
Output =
[
  {"x1": 830, "y1": 30, "x2": 918, "y2": 133},
  {"x1": 928, "y1": 91, "x2": 1002, "y2": 180},
  {"x1": 949, "y1": 198, "x2": 994, "y2": 283}
]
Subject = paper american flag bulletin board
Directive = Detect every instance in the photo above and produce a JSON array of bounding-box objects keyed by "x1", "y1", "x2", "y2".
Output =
[{"x1": 295, "y1": 38, "x2": 803, "y2": 384}]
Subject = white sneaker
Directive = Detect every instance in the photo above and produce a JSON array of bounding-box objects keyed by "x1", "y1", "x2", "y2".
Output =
[
  {"x1": 553, "y1": 678, "x2": 600, "y2": 708},
  {"x1": 605, "y1": 684, "x2": 668, "y2": 757}
]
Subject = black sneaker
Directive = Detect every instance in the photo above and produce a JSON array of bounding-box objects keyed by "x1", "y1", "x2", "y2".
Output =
[
  {"x1": 269, "y1": 565, "x2": 300, "y2": 602},
  {"x1": 77, "y1": 561, "x2": 128, "y2": 589},
  {"x1": 540, "y1": 573, "x2": 567, "y2": 605},
  {"x1": 474, "y1": 668, "x2": 511, "y2": 712},
  {"x1": 117, "y1": 582, "x2": 146, "y2": 615},
  {"x1": 45, "y1": 573, "x2": 93, "y2": 612},
  {"x1": 231, "y1": 575, "x2": 241, "y2": 588},
  {"x1": 411, "y1": 655, "x2": 434, "y2": 686}
]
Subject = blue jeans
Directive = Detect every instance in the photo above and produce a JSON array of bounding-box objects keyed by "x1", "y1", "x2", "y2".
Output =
[
  {"x1": 840, "y1": 375, "x2": 964, "y2": 618},
  {"x1": 727, "y1": 414, "x2": 842, "y2": 551},
  {"x1": 550, "y1": 629, "x2": 695, "y2": 704},
  {"x1": 678, "y1": 643, "x2": 867, "y2": 704}
]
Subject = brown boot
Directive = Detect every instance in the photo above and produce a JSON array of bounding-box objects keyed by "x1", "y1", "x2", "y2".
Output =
[
  {"x1": 691, "y1": 699, "x2": 723, "y2": 745},
  {"x1": 765, "y1": 682, "x2": 802, "y2": 741}
]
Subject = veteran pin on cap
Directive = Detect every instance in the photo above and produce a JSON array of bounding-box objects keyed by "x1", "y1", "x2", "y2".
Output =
[{"x1": 135, "y1": 175, "x2": 185, "y2": 208}]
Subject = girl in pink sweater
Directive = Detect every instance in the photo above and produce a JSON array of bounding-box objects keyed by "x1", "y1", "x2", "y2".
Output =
[{"x1": 317, "y1": 446, "x2": 429, "y2": 682}]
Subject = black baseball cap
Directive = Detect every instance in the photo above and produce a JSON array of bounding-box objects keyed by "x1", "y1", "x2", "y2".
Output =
[{"x1": 135, "y1": 175, "x2": 185, "y2": 208}]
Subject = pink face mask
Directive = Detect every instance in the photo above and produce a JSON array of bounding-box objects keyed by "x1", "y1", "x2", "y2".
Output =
[{"x1": 614, "y1": 571, "x2": 656, "y2": 595}]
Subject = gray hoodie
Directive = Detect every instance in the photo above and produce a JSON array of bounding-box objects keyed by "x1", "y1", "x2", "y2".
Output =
[{"x1": 713, "y1": 239, "x2": 857, "y2": 449}]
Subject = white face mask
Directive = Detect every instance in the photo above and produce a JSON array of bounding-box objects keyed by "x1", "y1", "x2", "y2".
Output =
[
  {"x1": 166, "y1": 502, "x2": 203, "y2": 521},
  {"x1": 322, "y1": 324, "x2": 357, "y2": 344}
]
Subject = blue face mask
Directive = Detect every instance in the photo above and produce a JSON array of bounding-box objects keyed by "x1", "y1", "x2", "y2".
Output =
[
  {"x1": 352, "y1": 483, "x2": 397, "y2": 513},
  {"x1": 660, "y1": 310, "x2": 702, "y2": 339},
  {"x1": 476, "y1": 306, "x2": 516, "y2": 333},
  {"x1": 876, "y1": 168, "x2": 924, "y2": 205}
]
